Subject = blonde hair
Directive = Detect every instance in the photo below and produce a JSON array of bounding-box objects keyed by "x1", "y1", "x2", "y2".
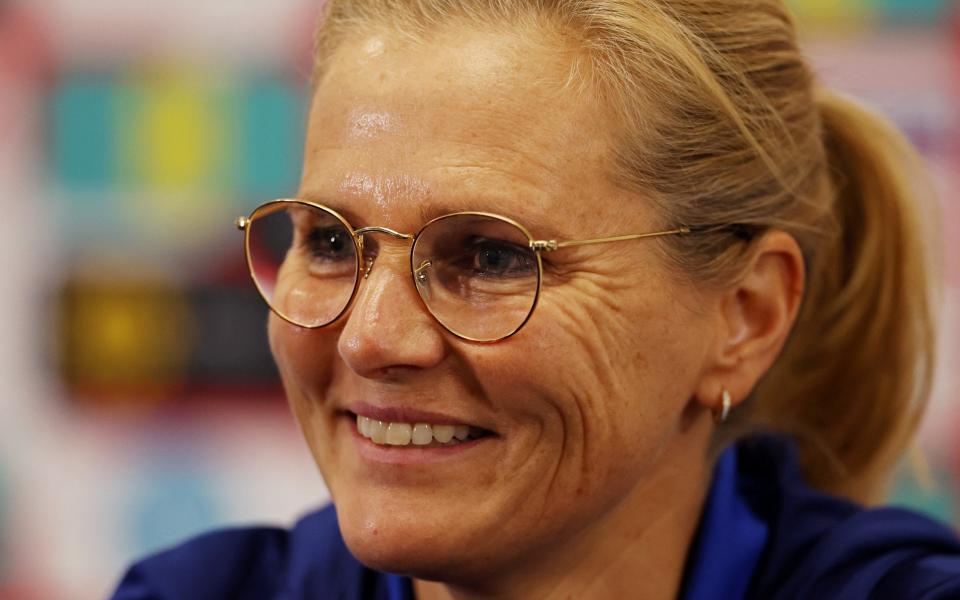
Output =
[{"x1": 313, "y1": 0, "x2": 938, "y2": 504}]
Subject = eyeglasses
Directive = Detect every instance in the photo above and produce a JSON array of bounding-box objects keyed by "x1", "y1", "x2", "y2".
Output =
[{"x1": 235, "y1": 199, "x2": 692, "y2": 342}]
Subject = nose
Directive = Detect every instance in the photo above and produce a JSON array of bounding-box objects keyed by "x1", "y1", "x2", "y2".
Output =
[{"x1": 337, "y1": 241, "x2": 447, "y2": 378}]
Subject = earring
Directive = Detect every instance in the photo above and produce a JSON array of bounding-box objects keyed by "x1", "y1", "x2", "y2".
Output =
[{"x1": 712, "y1": 388, "x2": 732, "y2": 424}]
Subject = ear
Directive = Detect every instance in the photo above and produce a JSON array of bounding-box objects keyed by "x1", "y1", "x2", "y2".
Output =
[{"x1": 694, "y1": 229, "x2": 805, "y2": 417}]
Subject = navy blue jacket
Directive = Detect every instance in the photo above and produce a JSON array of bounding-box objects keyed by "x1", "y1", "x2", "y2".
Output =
[{"x1": 111, "y1": 436, "x2": 960, "y2": 599}]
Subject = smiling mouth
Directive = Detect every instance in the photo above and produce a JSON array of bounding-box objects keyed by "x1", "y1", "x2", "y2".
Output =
[{"x1": 351, "y1": 412, "x2": 493, "y2": 448}]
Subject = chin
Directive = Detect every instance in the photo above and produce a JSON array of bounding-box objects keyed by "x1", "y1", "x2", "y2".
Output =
[
  {"x1": 333, "y1": 490, "x2": 498, "y2": 581},
  {"x1": 337, "y1": 513, "x2": 457, "y2": 577}
]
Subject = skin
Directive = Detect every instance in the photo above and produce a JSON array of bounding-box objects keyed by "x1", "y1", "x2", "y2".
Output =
[{"x1": 268, "y1": 24, "x2": 804, "y2": 600}]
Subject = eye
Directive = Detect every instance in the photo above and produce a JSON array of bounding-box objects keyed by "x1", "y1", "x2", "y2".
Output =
[
  {"x1": 468, "y1": 238, "x2": 536, "y2": 278},
  {"x1": 305, "y1": 226, "x2": 354, "y2": 261}
]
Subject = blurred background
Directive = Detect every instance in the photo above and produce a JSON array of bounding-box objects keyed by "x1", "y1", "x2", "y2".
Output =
[{"x1": 0, "y1": 0, "x2": 957, "y2": 597}]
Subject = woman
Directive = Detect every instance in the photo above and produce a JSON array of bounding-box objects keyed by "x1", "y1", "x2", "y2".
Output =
[{"x1": 112, "y1": 0, "x2": 960, "y2": 598}]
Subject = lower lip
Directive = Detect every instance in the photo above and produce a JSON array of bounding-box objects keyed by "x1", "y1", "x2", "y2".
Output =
[{"x1": 345, "y1": 415, "x2": 496, "y2": 466}]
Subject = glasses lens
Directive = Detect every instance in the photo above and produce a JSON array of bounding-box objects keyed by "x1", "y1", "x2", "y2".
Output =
[
  {"x1": 246, "y1": 202, "x2": 358, "y2": 327},
  {"x1": 412, "y1": 214, "x2": 539, "y2": 341}
]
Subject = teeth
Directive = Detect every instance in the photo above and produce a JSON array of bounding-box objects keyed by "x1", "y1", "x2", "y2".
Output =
[
  {"x1": 386, "y1": 423, "x2": 412, "y2": 446},
  {"x1": 358, "y1": 416, "x2": 372, "y2": 438},
  {"x1": 356, "y1": 415, "x2": 484, "y2": 447},
  {"x1": 432, "y1": 424, "x2": 455, "y2": 443},
  {"x1": 369, "y1": 419, "x2": 387, "y2": 444},
  {"x1": 412, "y1": 423, "x2": 433, "y2": 445}
]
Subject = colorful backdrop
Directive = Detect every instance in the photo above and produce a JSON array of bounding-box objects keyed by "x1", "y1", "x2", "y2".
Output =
[{"x1": 0, "y1": 0, "x2": 958, "y2": 597}]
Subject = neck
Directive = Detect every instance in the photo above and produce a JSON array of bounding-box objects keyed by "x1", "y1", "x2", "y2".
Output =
[{"x1": 414, "y1": 415, "x2": 715, "y2": 600}]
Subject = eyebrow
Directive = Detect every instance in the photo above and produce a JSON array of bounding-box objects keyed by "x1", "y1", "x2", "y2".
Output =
[
  {"x1": 296, "y1": 189, "x2": 564, "y2": 238},
  {"x1": 298, "y1": 190, "x2": 370, "y2": 228}
]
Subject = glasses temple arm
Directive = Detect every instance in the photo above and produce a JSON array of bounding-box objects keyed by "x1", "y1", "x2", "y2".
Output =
[{"x1": 532, "y1": 227, "x2": 691, "y2": 251}]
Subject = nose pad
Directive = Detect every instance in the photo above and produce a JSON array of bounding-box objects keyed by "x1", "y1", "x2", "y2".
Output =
[
  {"x1": 357, "y1": 232, "x2": 384, "y2": 280},
  {"x1": 363, "y1": 256, "x2": 376, "y2": 280},
  {"x1": 413, "y1": 259, "x2": 432, "y2": 301}
]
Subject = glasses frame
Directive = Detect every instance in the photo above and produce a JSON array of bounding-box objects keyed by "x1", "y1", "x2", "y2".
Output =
[{"x1": 236, "y1": 198, "x2": 692, "y2": 343}]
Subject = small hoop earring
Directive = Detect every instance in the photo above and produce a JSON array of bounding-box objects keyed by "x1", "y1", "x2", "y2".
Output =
[{"x1": 713, "y1": 388, "x2": 732, "y2": 424}]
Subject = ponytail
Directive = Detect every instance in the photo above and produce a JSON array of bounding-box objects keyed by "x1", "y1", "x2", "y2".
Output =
[{"x1": 749, "y1": 91, "x2": 939, "y2": 504}]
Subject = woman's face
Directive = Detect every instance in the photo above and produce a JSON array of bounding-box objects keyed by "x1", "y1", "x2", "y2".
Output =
[{"x1": 270, "y1": 26, "x2": 718, "y2": 581}]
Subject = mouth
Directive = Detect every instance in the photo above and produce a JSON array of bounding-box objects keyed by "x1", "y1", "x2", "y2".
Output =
[
  {"x1": 348, "y1": 411, "x2": 494, "y2": 448},
  {"x1": 340, "y1": 399, "x2": 499, "y2": 456}
]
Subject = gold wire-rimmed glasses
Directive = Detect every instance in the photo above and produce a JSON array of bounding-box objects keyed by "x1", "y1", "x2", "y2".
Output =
[{"x1": 235, "y1": 199, "x2": 692, "y2": 343}]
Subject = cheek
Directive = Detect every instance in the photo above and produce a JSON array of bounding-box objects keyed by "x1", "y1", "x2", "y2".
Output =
[
  {"x1": 267, "y1": 315, "x2": 341, "y2": 428},
  {"x1": 452, "y1": 309, "x2": 683, "y2": 551},
  {"x1": 267, "y1": 314, "x2": 348, "y2": 490},
  {"x1": 520, "y1": 281, "x2": 703, "y2": 473},
  {"x1": 268, "y1": 315, "x2": 337, "y2": 386}
]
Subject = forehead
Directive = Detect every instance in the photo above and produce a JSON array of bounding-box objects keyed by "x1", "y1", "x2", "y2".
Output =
[{"x1": 301, "y1": 26, "x2": 631, "y2": 233}]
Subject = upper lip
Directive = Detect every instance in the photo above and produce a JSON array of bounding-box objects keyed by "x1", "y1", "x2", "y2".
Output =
[{"x1": 346, "y1": 401, "x2": 496, "y2": 433}]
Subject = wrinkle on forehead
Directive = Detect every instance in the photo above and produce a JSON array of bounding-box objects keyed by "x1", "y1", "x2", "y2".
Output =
[
  {"x1": 348, "y1": 108, "x2": 398, "y2": 140},
  {"x1": 336, "y1": 172, "x2": 432, "y2": 220}
]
